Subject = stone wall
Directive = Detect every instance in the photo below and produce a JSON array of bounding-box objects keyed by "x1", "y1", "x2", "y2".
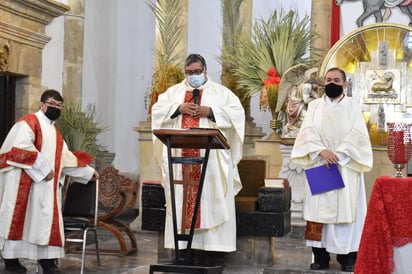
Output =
[{"x1": 0, "y1": 0, "x2": 69, "y2": 116}]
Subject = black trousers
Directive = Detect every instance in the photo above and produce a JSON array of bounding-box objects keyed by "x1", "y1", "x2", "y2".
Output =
[{"x1": 312, "y1": 247, "x2": 357, "y2": 266}]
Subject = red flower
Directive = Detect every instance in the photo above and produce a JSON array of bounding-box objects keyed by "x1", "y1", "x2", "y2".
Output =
[
  {"x1": 73, "y1": 151, "x2": 93, "y2": 166},
  {"x1": 263, "y1": 67, "x2": 281, "y2": 85}
]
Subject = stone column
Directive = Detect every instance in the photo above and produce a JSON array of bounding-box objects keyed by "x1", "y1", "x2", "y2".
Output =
[
  {"x1": 132, "y1": 0, "x2": 190, "y2": 232},
  {"x1": 239, "y1": 0, "x2": 266, "y2": 154},
  {"x1": 311, "y1": 0, "x2": 332, "y2": 64},
  {"x1": 278, "y1": 144, "x2": 305, "y2": 219},
  {"x1": 130, "y1": 119, "x2": 162, "y2": 232},
  {"x1": 221, "y1": 0, "x2": 265, "y2": 155},
  {"x1": 63, "y1": 0, "x2": 84, "y2": 100}
]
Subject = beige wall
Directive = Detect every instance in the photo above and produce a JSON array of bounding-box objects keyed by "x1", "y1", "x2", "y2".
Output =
[{"x1": 0, "y1": 0, "x2": 69, "y2": 116}]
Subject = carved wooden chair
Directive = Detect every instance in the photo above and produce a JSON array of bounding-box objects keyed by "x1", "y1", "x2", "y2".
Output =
[{"x1": 97, "y1": 165, "x2": 139, "y2": 256}]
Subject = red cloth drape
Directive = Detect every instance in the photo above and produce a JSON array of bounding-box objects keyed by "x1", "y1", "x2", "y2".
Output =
[
  {"x1": 355, "y1": 176, "x2": 412, "y2": 274},
  {"x1": 330, "y1": 0, "x2": 341, "y2": 48}
]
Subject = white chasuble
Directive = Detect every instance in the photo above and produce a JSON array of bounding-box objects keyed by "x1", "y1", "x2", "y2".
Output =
[{"x1": 152, "y1": 78, "x2": 245, "y2": 252}]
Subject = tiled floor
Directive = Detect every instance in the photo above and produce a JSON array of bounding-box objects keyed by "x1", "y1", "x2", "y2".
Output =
[{"x1": 0, "y1": 225, "x2": 352, "y2": 274}]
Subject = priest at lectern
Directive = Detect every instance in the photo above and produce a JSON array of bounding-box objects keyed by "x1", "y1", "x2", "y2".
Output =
[{"x1": 151, "y1": 54, "x2": 245, "y2": 263}]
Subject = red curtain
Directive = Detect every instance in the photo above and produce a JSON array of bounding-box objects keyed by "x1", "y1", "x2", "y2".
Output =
[{"x1": 330, "y1": 0, "x2": 341, "y2": 48}]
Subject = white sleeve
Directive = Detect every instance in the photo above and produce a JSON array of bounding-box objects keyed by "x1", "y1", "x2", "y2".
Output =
[
  {"x1": 62, "y1": 166, "x2": 95, "y2": 184},
  {"x1": 24, "y1": 151, "x2": 52, "y2": 183},
  {"x1": 337, "y1": 152, "x2": 351, "y2": 166}
]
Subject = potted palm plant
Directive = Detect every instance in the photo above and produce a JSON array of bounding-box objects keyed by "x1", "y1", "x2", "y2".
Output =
[
  {"x1": 55, "y1": 99, "x2": 109, "y2": 169},
  {"x1": 232, "y1": 8, "x2": 321, "y2": 138}
]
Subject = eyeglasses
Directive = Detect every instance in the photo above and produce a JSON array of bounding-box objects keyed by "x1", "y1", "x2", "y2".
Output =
[
  {"x1": 43, "y1": 101, "x2": 64, "y2": 109},
  {"x1": 185, "y1": 68, "x2": 204, "y2": 76}
]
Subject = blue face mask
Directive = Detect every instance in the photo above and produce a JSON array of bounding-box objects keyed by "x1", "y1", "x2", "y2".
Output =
[{"x1": 187, "y1": 74, "x2": 205, "y2": 88}]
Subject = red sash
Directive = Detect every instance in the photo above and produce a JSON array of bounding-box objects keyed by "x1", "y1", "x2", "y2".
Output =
[{"x1": 181, "y1": 90, "x2": 202, "y2": 229}]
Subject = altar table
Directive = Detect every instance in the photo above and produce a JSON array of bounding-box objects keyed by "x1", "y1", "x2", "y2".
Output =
[{"x1": 355, "y1": 176, "x2": 412, "y2": 274}]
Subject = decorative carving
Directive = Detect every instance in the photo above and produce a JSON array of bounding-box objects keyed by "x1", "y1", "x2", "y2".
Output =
[
  {"x1": 0, "y1": 45, "x2": 10, "y2": 71},
  {"x1": 379, "y1": 41, "x2": 389, "y2": 67},
  {"x1": 336, "y1": 0, "x2": 412, "y2": 27},
  {"x1": 277, "y1": 64, "x2": 322, "y2": 138},
  {"x1": 99, "y1": 167, "x2": 122, "y2": 206},
  {"x1": 365, "y1": 69, "x2": 400, "y2": 104},
  {"x1": 98, "y1": 166, "x2": 140, "y2": 256}
]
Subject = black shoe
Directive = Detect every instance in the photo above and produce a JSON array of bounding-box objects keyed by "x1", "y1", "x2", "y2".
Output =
[
  {"x1": 207, "y1": 251, "x2": 225, "y2": 267},
  {"x1": 39, "y1": 259, "x2": 61, "y2": 274},
  {"x1": 4, "y1": 259, "x2": 27, "y2": 273},
  {"x1": 310, "y1": 262, "x2": 329, "y2": 270},
  {"x1": 341, "y1": 264, "x2": 354, "y2": 272}
]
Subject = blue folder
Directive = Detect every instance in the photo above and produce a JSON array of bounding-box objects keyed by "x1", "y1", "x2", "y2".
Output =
[{"x1": 304, "y1": 164, "x2": 345, "y2": 195}]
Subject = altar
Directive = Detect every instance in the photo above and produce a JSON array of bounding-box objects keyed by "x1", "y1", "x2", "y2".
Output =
[{"x1": 355, "y1": 176, "x2": 412, "y2": 273}]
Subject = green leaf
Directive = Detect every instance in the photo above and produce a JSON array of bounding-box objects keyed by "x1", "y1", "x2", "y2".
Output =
[
  {"x1": 232, "y1": 8, "x2": 320, "y2": 111},
  {"x1": 55, "y1": 100, "x2": 108, "y2": 163}
]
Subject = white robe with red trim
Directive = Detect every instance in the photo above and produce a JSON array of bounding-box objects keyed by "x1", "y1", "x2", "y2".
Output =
[
  {"x1": 0, "y1": 110, "x2": 95, "y2": 260},
  {"x1": 151, "y1": 78, "x2": 245, "y2": 252}
]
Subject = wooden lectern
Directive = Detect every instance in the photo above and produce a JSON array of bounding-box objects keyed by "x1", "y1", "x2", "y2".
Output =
[{"x1": 150, "y1": 128, "x2": 230, "y2": 274}]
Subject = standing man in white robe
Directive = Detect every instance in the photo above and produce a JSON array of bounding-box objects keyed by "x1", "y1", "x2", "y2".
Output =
[
  {"x1": 0, "y1": 89, "x2": 99, "y2": 274},
  {"x1": 290, "y1": 67, "x2": 373, "y2": 272},
  {"x1": 151, "y1": 53, "x2": 245, "y2": 265}
]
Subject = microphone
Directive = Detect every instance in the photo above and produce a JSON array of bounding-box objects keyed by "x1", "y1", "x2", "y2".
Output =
[{"x1": 193, "y1": 89, "x2": 200, "y2": 105}]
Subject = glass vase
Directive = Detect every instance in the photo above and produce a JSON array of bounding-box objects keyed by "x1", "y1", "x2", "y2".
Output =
[{"x1": 386, "y1": 122, "x2": 412, "y2": 177}]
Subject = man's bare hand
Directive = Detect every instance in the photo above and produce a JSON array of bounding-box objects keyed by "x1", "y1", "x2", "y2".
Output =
[
  {"x1": 179, "y1": 103, "x2": 211, "y2": 118},
  {"x1": 91, "y1": 171, "x2": 99, "y2": 181},
  {"x1": 193, "y1": 106, "x2": 211, "y2": 118},
  {"x1": 320, "y1": 149, "x2": 339, "y2": 165},
  {"x1": 179, "y1": 103, "x2": 198, "y2": 116}
]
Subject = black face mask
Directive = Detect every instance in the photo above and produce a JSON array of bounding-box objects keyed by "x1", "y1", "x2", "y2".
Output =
[
  {"x1": 45, "y1": 106, "x2": 61, "y2": 121},
  {"x1": 324, "y1": 82, "x2": 343, "y2": 98}
]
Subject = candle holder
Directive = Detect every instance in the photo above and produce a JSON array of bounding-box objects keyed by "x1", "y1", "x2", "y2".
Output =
[{"x1": 386, "y1": 122, "x2": 412, "y2": 177}]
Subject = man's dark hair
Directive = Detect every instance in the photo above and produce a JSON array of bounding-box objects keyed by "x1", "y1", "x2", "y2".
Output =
[
  {"x1": 40, "y1": 89, "x2": 64, "y2": 103},
  {"x1": 185, "y1": 54, "x2": 207, "y2": 70},
  {"x1": 326, "y1": 67, "x2": 346, "y2": 82}
]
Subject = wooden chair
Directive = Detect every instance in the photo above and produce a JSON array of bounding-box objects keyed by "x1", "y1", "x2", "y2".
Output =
[{"x1": 97, "y1": 166, "x2": 139, "y2": 256}]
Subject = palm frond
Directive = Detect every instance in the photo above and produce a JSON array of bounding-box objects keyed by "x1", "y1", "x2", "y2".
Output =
[
  {"x1": 233, "y1": 9, "x2": 320, "y2": 107},
  {"x1": 219, "y1": 0, "x2": 250, "y2": 109},
  {"x1": 147, "y1": 0, "x2": 184, "y2": 67},
  {"x1": 146, "y1": 0, "x2": 186, "y2": 112},
  {"x1": 55, "y1": 100, "x2": 108, "y2": 162}
]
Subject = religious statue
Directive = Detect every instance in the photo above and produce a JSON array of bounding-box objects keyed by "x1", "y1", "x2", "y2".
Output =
[
  {"x1": 276, "y1": 65, "x2": 322, "y2": 216},
  {"x1": 277, "y1": 64, "x2": 322, "y2": 138},
  {"x1": 0, "y1": 45, "x2": 10, "y2": 72},
  {"x1": 377, "y1": 104, "x2": 386, "y2": 132},
  {"x1": 347, "y1": 77, "x2": 353, "y2": 97},
  {"x1": 379, "y1": 41, "x2": 388, "y2": 67}
]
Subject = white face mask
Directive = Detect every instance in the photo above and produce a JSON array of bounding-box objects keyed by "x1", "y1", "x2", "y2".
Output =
[{"x1": 187, "y1": 74, "x2": 205, "y2": 88}]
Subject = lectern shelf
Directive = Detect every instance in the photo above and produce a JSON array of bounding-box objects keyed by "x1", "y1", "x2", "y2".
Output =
[{"x1": 153, "y1": 128, "x2": 230, "y2": 149}]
